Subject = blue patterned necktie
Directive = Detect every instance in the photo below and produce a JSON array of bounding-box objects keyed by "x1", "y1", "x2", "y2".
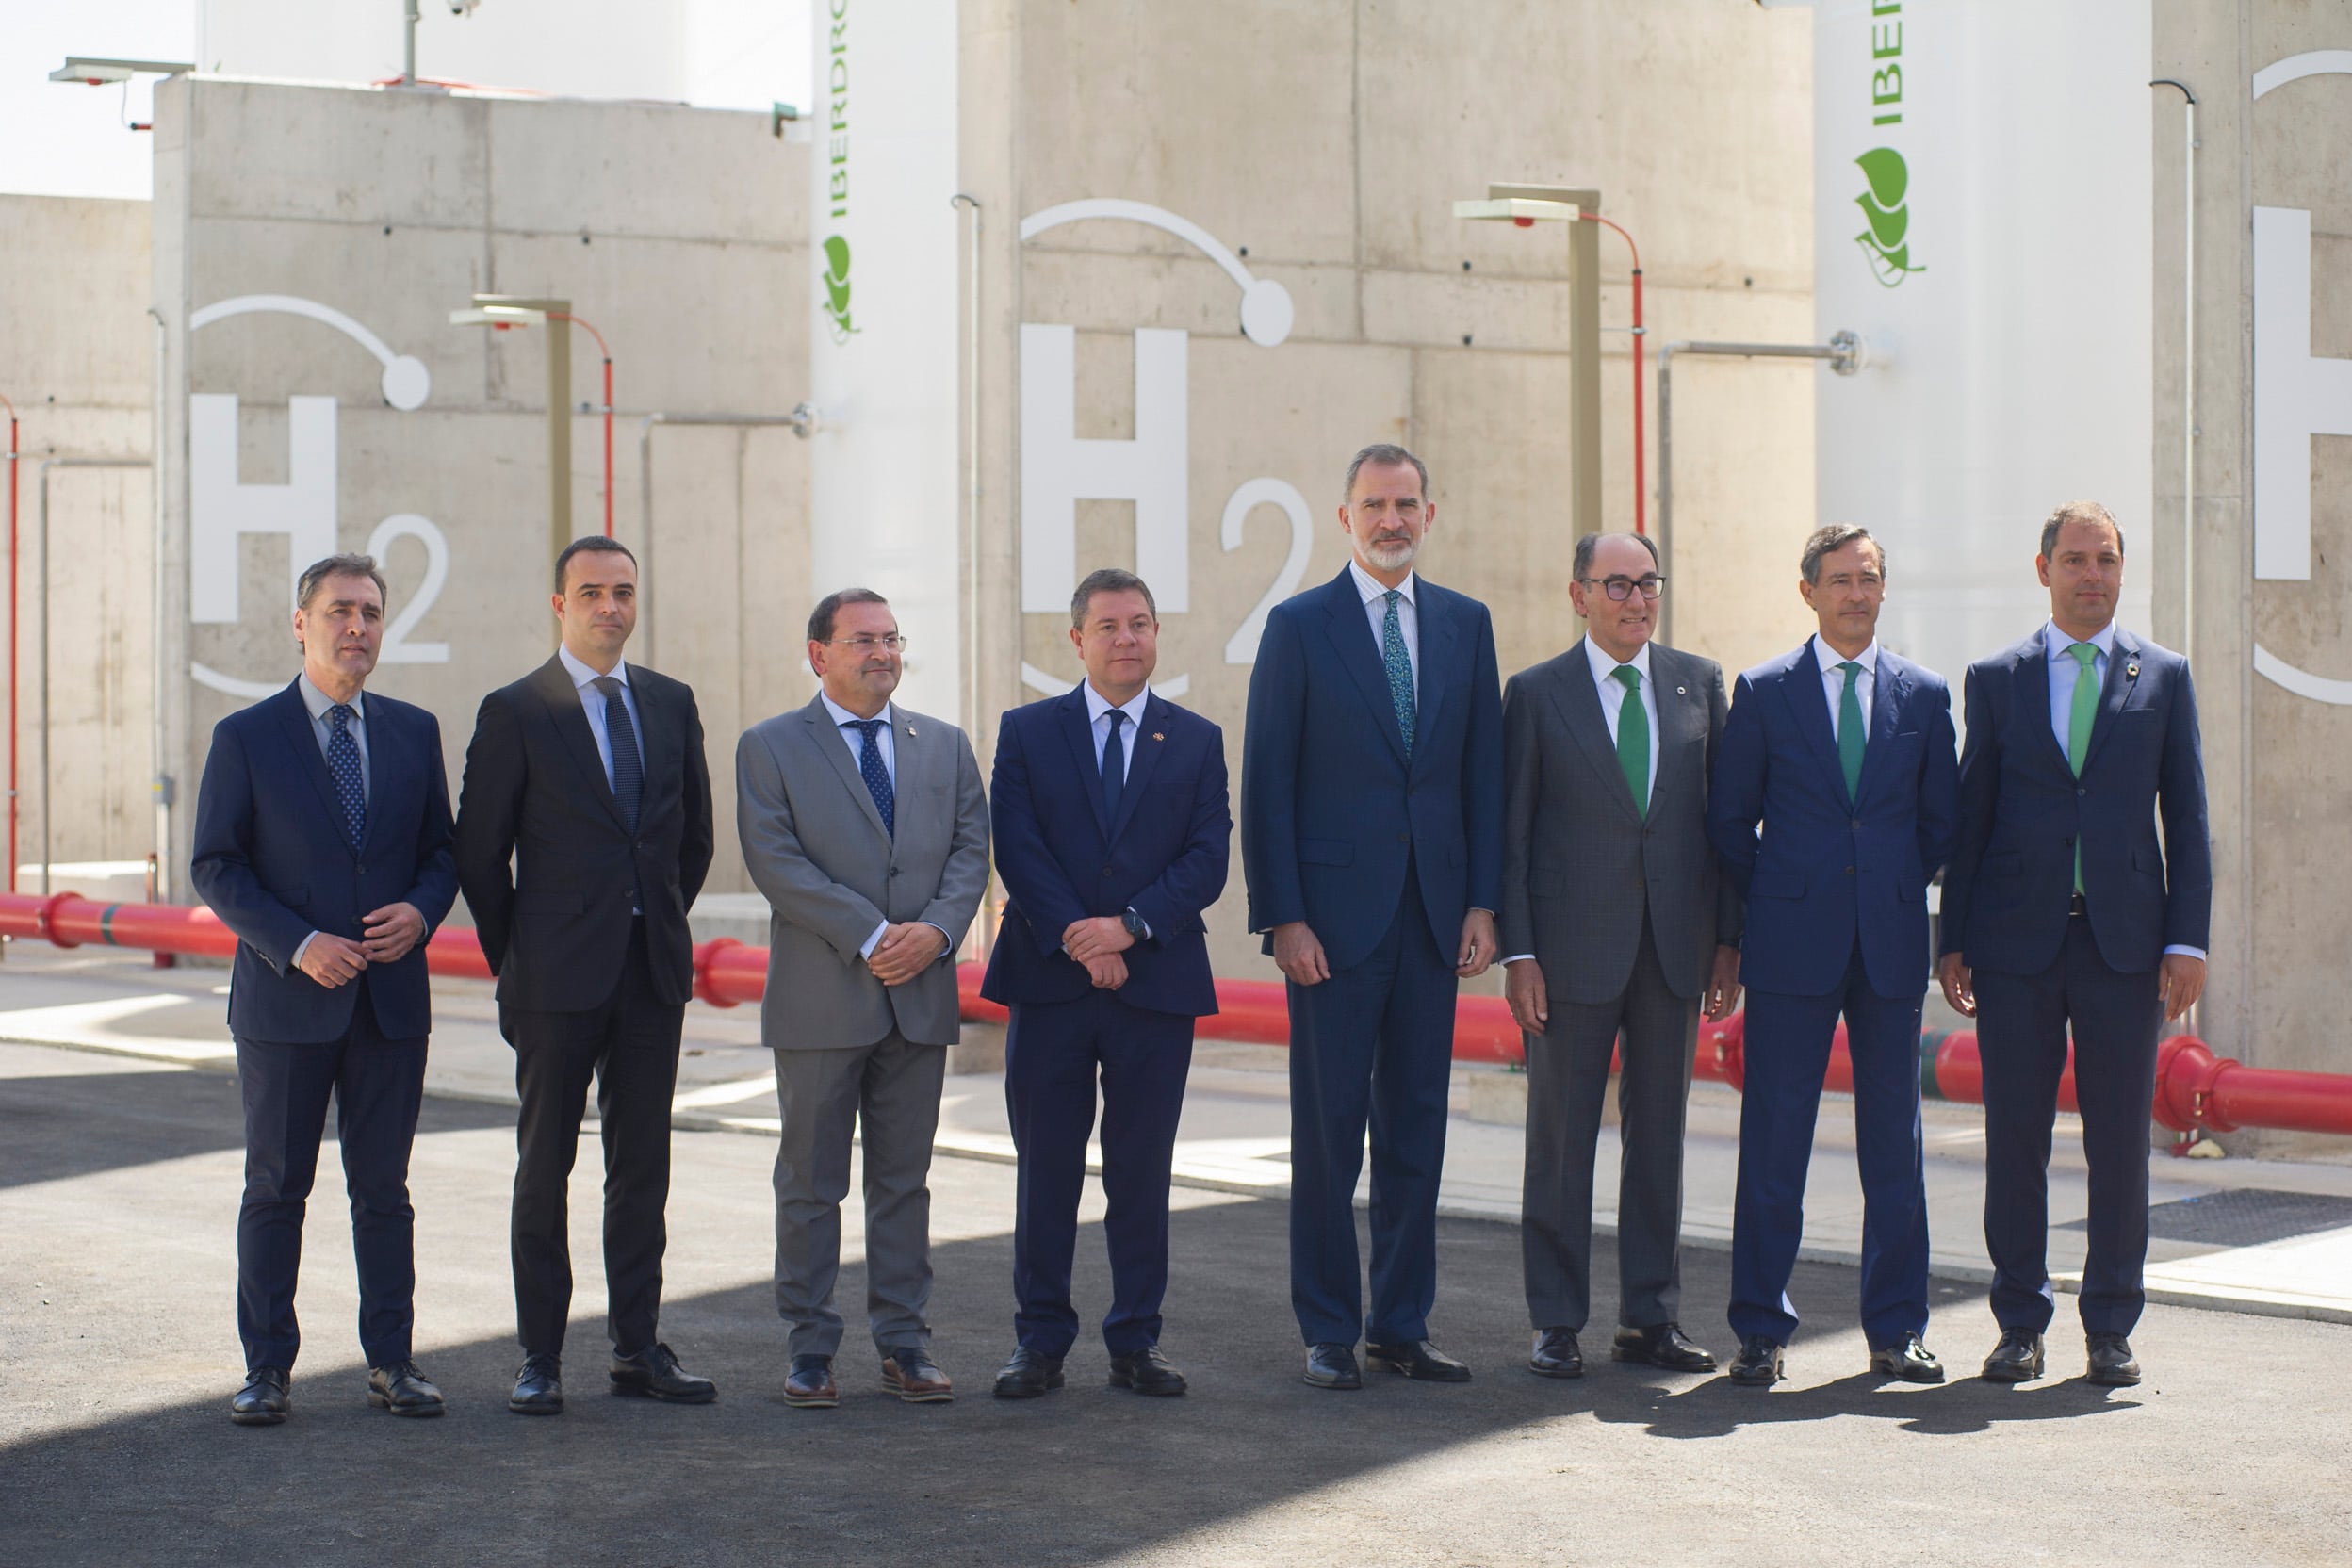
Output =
[
  {"x1": 326, "y1": 704, "x2": 365, "y2": 851},
  {"x1": 1381, "y1": 588, "x2": 1416, "y2": 754},
  {"x1": 1102, "y1": 709, "x2": 1128, "y2": 825},
  {"x1": 847, "y1": 717, "x2": 895, "y2": 837},
  {"x1": 594, "y1": 676, "x2": 643, "y2": 831}
]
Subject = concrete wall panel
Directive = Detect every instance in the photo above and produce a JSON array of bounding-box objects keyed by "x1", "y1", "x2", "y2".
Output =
[
  {"x1": 187, "y1": 81, "x2": 490, "y2": 229},
  {"x1": 484, "y1": 100, "x2": 802, "y2": 245}
]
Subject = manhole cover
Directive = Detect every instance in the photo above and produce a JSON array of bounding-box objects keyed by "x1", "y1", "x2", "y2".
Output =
[{"x1": 2059, "y1": 1187, "x2": 2352, "y2": 1247}]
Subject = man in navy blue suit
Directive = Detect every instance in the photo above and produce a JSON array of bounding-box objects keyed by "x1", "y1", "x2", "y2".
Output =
[
  {"x1": 1708, "y1": 525, "x2": 1958, "y2": 1387},
  {"x1": 981, "y1": 568, "x2": 1231, "y2": 1400},
  {"x1": 191, "y1": 553, "x2": 458, "y2": 1427},
  {"x1": 1242, "y1": 443, "x2": 1504, "y2": 1391},
  {"x1": 1939, "y1": 501, "x2": 2210, "y2": 1388}
]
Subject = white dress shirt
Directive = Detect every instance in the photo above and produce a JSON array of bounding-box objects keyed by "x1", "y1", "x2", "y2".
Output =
[
  {"x1": 559, "y1": 644, "x2": 644, "y2": 791},
  {"x1": 1348, "y1": 558, "x2": 1419, "y2": 701},
  {"x1": 1082, "y1": 680, "x2": 1150, "y2": 781},
  {"x1": 1813, "y1": 634, "x2": 1879, "y2": 741},
  {"x1": 816, "y1": 691, "x2": 946, "y2": 962},
  {"x1": 1583, "y1": 635, "x2": 1659, "y2": 800},
  {"x1": 2040, "y1": 620, "x2": 2202, "y2": 961},
  {"x1": 290, "y1": 674, "x2": 370, "y2": 969}
]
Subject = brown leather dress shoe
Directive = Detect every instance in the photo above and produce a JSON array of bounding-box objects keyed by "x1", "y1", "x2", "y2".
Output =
[
  {"x1": 784, "y1": 1355, "x2": 838, "y2": 1409},
  {"x1": 882, "y1": 1348, "x2": 955, "y2": 1403}
]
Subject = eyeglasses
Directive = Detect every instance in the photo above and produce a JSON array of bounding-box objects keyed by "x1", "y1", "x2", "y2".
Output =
[
  {"x1": 1579, "y1": 575, "x2": 1666, "y2": 602},
  {"x1": 831, "y1": 634, "x2": 907, "y2": 652}
]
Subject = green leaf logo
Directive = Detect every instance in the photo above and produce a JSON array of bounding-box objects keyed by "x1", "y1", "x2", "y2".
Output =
[
  {"x1": 822, "y1": 234, "x2": 858, "y2": 341},
  {"x1": 1853, "y1": 148, "x2": 1923, "y2": 288}
]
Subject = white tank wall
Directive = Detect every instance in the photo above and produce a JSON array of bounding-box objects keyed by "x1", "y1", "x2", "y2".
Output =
[{"x1": 1812, "y1": 0, "x2": 2154, "y2": 684}]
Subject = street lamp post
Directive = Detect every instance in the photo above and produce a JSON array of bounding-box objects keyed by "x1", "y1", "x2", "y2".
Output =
[{"x1": 449, "y1": 295, "x2": 616, "y2": 562}]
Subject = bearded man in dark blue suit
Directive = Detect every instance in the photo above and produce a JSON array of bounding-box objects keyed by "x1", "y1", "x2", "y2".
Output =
[
  {"x1": 1938, "y1": 502, "x2": 2211, "y2": 1389},
  {"x1": 981, "y1": 568, "x2": 1231, "y2": 1400},
  {"x1": 1241, "y1": 444, "x2": 1504, "y2": 1392},
  {"x1": 191, "y1": 553, "x2": 457, "y2": 1426}
]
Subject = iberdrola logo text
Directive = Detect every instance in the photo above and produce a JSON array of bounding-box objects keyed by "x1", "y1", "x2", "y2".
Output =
[
  {"x1": 1854, "y1": 148, "x2": 1922, "y2": 287},
  {"x1": 822, "y1": 235, "x2": 858, "y2": 342}
]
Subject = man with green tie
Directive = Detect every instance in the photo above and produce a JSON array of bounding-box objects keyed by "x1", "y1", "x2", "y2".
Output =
[
  {"x1": 1499, "y1": 531, "x2": 1743, "y2": 1380},
  {"x1": 1937, "y1": 502, "x2": 2210, "y2": 1387}
]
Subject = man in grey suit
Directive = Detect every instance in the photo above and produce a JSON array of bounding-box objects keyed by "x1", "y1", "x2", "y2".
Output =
[
  {"x1": 1499, "y1": 531, "x2": 1743, "y2": 1380},
  {"x1": 735, "y1": 587, "x2": 990, "y2": 1409}
]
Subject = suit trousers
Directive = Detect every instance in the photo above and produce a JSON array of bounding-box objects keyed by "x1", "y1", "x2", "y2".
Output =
[
  {"x1": 508, "y1": 919, "x2": 684, "y2": 1359},
  {"x1": 1973, "y1": 913, "x2": 2164, "y2": 1337},
  {"x1": 772, "y1": 1027, "x2": 947, "y2": 1360},
  {"x1": 1729, "y1": 947, "x2": 1930, "y2": 1348},
  {"x1": 234, "y1": 984, "x2": 427, "y2": 1373},
  {"x1": 1288, "y1": 863, "x2": 1458, "y2": 1348},
  {"x1": 1004, "y1": 989, "x2": 1195, "y2": 1358},
  {"x1": 1522, "y1": 914, "x2": 1697, "y2": 1333}
]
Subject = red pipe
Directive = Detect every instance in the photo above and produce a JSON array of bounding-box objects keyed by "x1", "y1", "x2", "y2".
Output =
[
  {"x1": 1581, "y1": 213, "x2": 1644, "y2": 536},
  {"x1": 549, "y1": 312, "x2": 614, "y2": 538},
  {"x1": 8, "y1": 891, "x2": 2351, "y2": 1138}
]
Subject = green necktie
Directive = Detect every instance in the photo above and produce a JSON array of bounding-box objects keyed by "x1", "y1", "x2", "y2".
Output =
[
  {"x1": 2066, "y1": 641, "x2": 2100, "y2": 891},
  {"x1": 1611, "y1": 663, "x2": 1649, "y2": 816},
  {"x1": 1837, "y1": 660, "x2": 1866, "y2": 801}
]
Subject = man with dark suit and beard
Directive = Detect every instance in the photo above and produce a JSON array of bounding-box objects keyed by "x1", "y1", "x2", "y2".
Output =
[{"x1": 455, "y1": 535, "x2": 715, "y2": 1415}]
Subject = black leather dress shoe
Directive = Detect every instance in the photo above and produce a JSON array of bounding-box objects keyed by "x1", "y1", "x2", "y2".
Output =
[
  {"x1": 1867, "y1": 1334, "x2": 1945, "y2": 1384},
  {"x1": 1612, "y1": 1322, "x2": 1718, "y2": 1373},
  {"x1": 367, "y1": 1361, "x2": 447, "y2": 1416},
  {"x1": 992, "y1": 1346, "x2": 1066, "y2": 1399},
  {"x1": 1303, "y1": 1342, "x2": 1362, "y2": 1390},
  {"x1": 1529, "y1": 1328, "x2": 1583, "y2": 1379},
  {"x1": 230, "y1": 1367, "x2": 290, "y2": 1426},
  {"x1": 1365, "y1": 1338, "x2": 1473, "y2": 1382},
  {"x1": 2085, "y1": 1332, "x2": 2142, "y2": 1387},
  {"x1": 784, "y1": 1355, "x2": 838, "y2": 1409},
  {"x1": 1108, "y1": 1345, "x2": 1187, "y2": 1396},
  {"x1": 1981, "y1": 1329, "x2": 2045, "y2": 1383},
  {"x1": 881, "y1": 1348, "x2": 955, "y2": 1403},
  {"x1": 611, "y1": 1343, "x2": 717, "y2": 1403},
  {"x1": 509, "y1": 1354, "x2": 564, "y2": 1414},
  {"x1": 1727, "y1": 1335, "x2": 1785, "y2": 1386}
]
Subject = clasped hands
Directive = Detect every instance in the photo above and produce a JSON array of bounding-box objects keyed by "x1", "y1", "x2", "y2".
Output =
[
  {"x1": 1063, "y1": 915, "x2": 1135, "y2": 990},
  {"x1": 296, "y1": 902, "x2": 426, "y2": 989},
  {"x1": 868, "y1": 922, "x2": 949, "y2": 987}
]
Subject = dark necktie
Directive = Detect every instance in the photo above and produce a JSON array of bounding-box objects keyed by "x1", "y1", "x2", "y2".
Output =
[
  {"x1": 1381, "y1": 589, "x2": 1416, "y2": 754},
  {"x1": 1837, "y1": 661, "x2": 1867, "y2": 801},
  {"x1": 847, "y1": 717, "x2": 895, "y2": 837},
  {"x1": 593, "y1": 676, "x2": 643, "y2": 831},
  {"x1": 326, "y1": 704, "x2": 365, "y2": 851},
  {"x1": 1102, "y1": 709, "x2": 1128, "y2": 826}
]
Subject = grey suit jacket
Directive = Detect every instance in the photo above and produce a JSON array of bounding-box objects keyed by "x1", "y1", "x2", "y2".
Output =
[
  {"x1": 736, "y1": 696, "x2": 991, "y2": 1050},
  {"x1": 1499, "y1": 639, "x2": 1742, "y2": 1006}
]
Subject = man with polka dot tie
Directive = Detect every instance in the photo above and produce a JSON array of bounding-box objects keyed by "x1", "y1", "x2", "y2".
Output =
[
  {"x1": 192, "y1": 553, "x2": 457, "y2": 1427},
  {"x1": 455, "y1": 536, "x2": 716, "y2": 1416}
]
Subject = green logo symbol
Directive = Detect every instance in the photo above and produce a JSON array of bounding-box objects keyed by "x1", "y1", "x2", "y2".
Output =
[
  {"x1": 1854, "y1": 148, "x2": 1923, "y2": 287},
  {"x1": 822, "y1": 234, "x2": 858, "y2": 341}
]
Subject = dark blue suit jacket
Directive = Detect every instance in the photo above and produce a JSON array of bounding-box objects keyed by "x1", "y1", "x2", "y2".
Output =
[
  {"x1": 980, "y1": 686, "x2": 1231, "y2": 1018},
  {"x1": 1709, "y1": 642, "x2": 1957, "y2": 999},
  {"x1": 1940, "y1": 627, "x2": 2211, "y2": 976},
  {"x1": 190, "y1": 680, "x2": 458, "y2": 1044},
  {"x1": 1241, "y1": 566, "x2": 1504, "y2": 972}
]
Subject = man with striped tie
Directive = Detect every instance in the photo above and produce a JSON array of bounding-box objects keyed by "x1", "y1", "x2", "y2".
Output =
[
  {"x1": 456, "y1": 535, "x2": 716, "y2": 1414},
  {"x1": 192, "y1": 552, "x2": 458, "y2": 1425},
  {"x1": 1938, "y1": 502, "x2": 2210, "y2": 1387}
]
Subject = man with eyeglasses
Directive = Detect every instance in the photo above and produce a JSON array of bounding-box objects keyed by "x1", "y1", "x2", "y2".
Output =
[
  {"x1": 735, "y1": 588, "x2": 990, "y2": 1409},
  {"x1": 1499, "y1": 531, "x2": 1740, "y2": 1382},
  {"x1": 1707, "y1": 525, "x2": 1957, "y2": 1388}
]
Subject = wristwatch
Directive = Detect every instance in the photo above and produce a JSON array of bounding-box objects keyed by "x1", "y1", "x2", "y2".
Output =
[{"x1": 1121, "y1": 907, "x2": 1150, "y2": 940}]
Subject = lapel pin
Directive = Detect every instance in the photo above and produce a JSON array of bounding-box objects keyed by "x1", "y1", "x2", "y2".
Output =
[
  {"x1": 906, "y1": 725, "x2": 917, "y2": 737},
  {"x1": 2126, "y1": 662, "x2": 2139, "y2": 678},
  {"x1": 1676, "y1": 686, "x2": 1687, "y2": 695},
  {"x1": 1152, "y1": 731, "x2": 1165, "y2": 743}
]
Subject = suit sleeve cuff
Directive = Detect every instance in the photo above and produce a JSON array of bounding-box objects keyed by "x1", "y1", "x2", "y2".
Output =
[
  {"x1": 859, "y1": 922, "x2": 889, "y2": 960},
  {"x1": 292, "y1": 931, "x2": 320, "y2": 970}
]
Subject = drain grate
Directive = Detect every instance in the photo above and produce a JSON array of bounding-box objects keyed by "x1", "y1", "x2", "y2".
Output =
[{"x1": 2059, "y1": 1187, "x2": 2352, "y2": 1247}]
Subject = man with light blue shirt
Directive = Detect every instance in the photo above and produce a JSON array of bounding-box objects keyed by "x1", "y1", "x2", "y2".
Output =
[
  {"x1": 1937, "y1": 501, "x2": 2211, "y2": 1388},
  {"x1": 736, "y1": 588, "x2": 990, "y2": 1408},
  {"x1": 456, "y1": 535, "x2": 716, "y2": 1414}
]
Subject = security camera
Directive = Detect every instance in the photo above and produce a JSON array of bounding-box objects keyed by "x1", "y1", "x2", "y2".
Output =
[{"x1": 448, "y1": 0, "x2": 482, "y2": 16}]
